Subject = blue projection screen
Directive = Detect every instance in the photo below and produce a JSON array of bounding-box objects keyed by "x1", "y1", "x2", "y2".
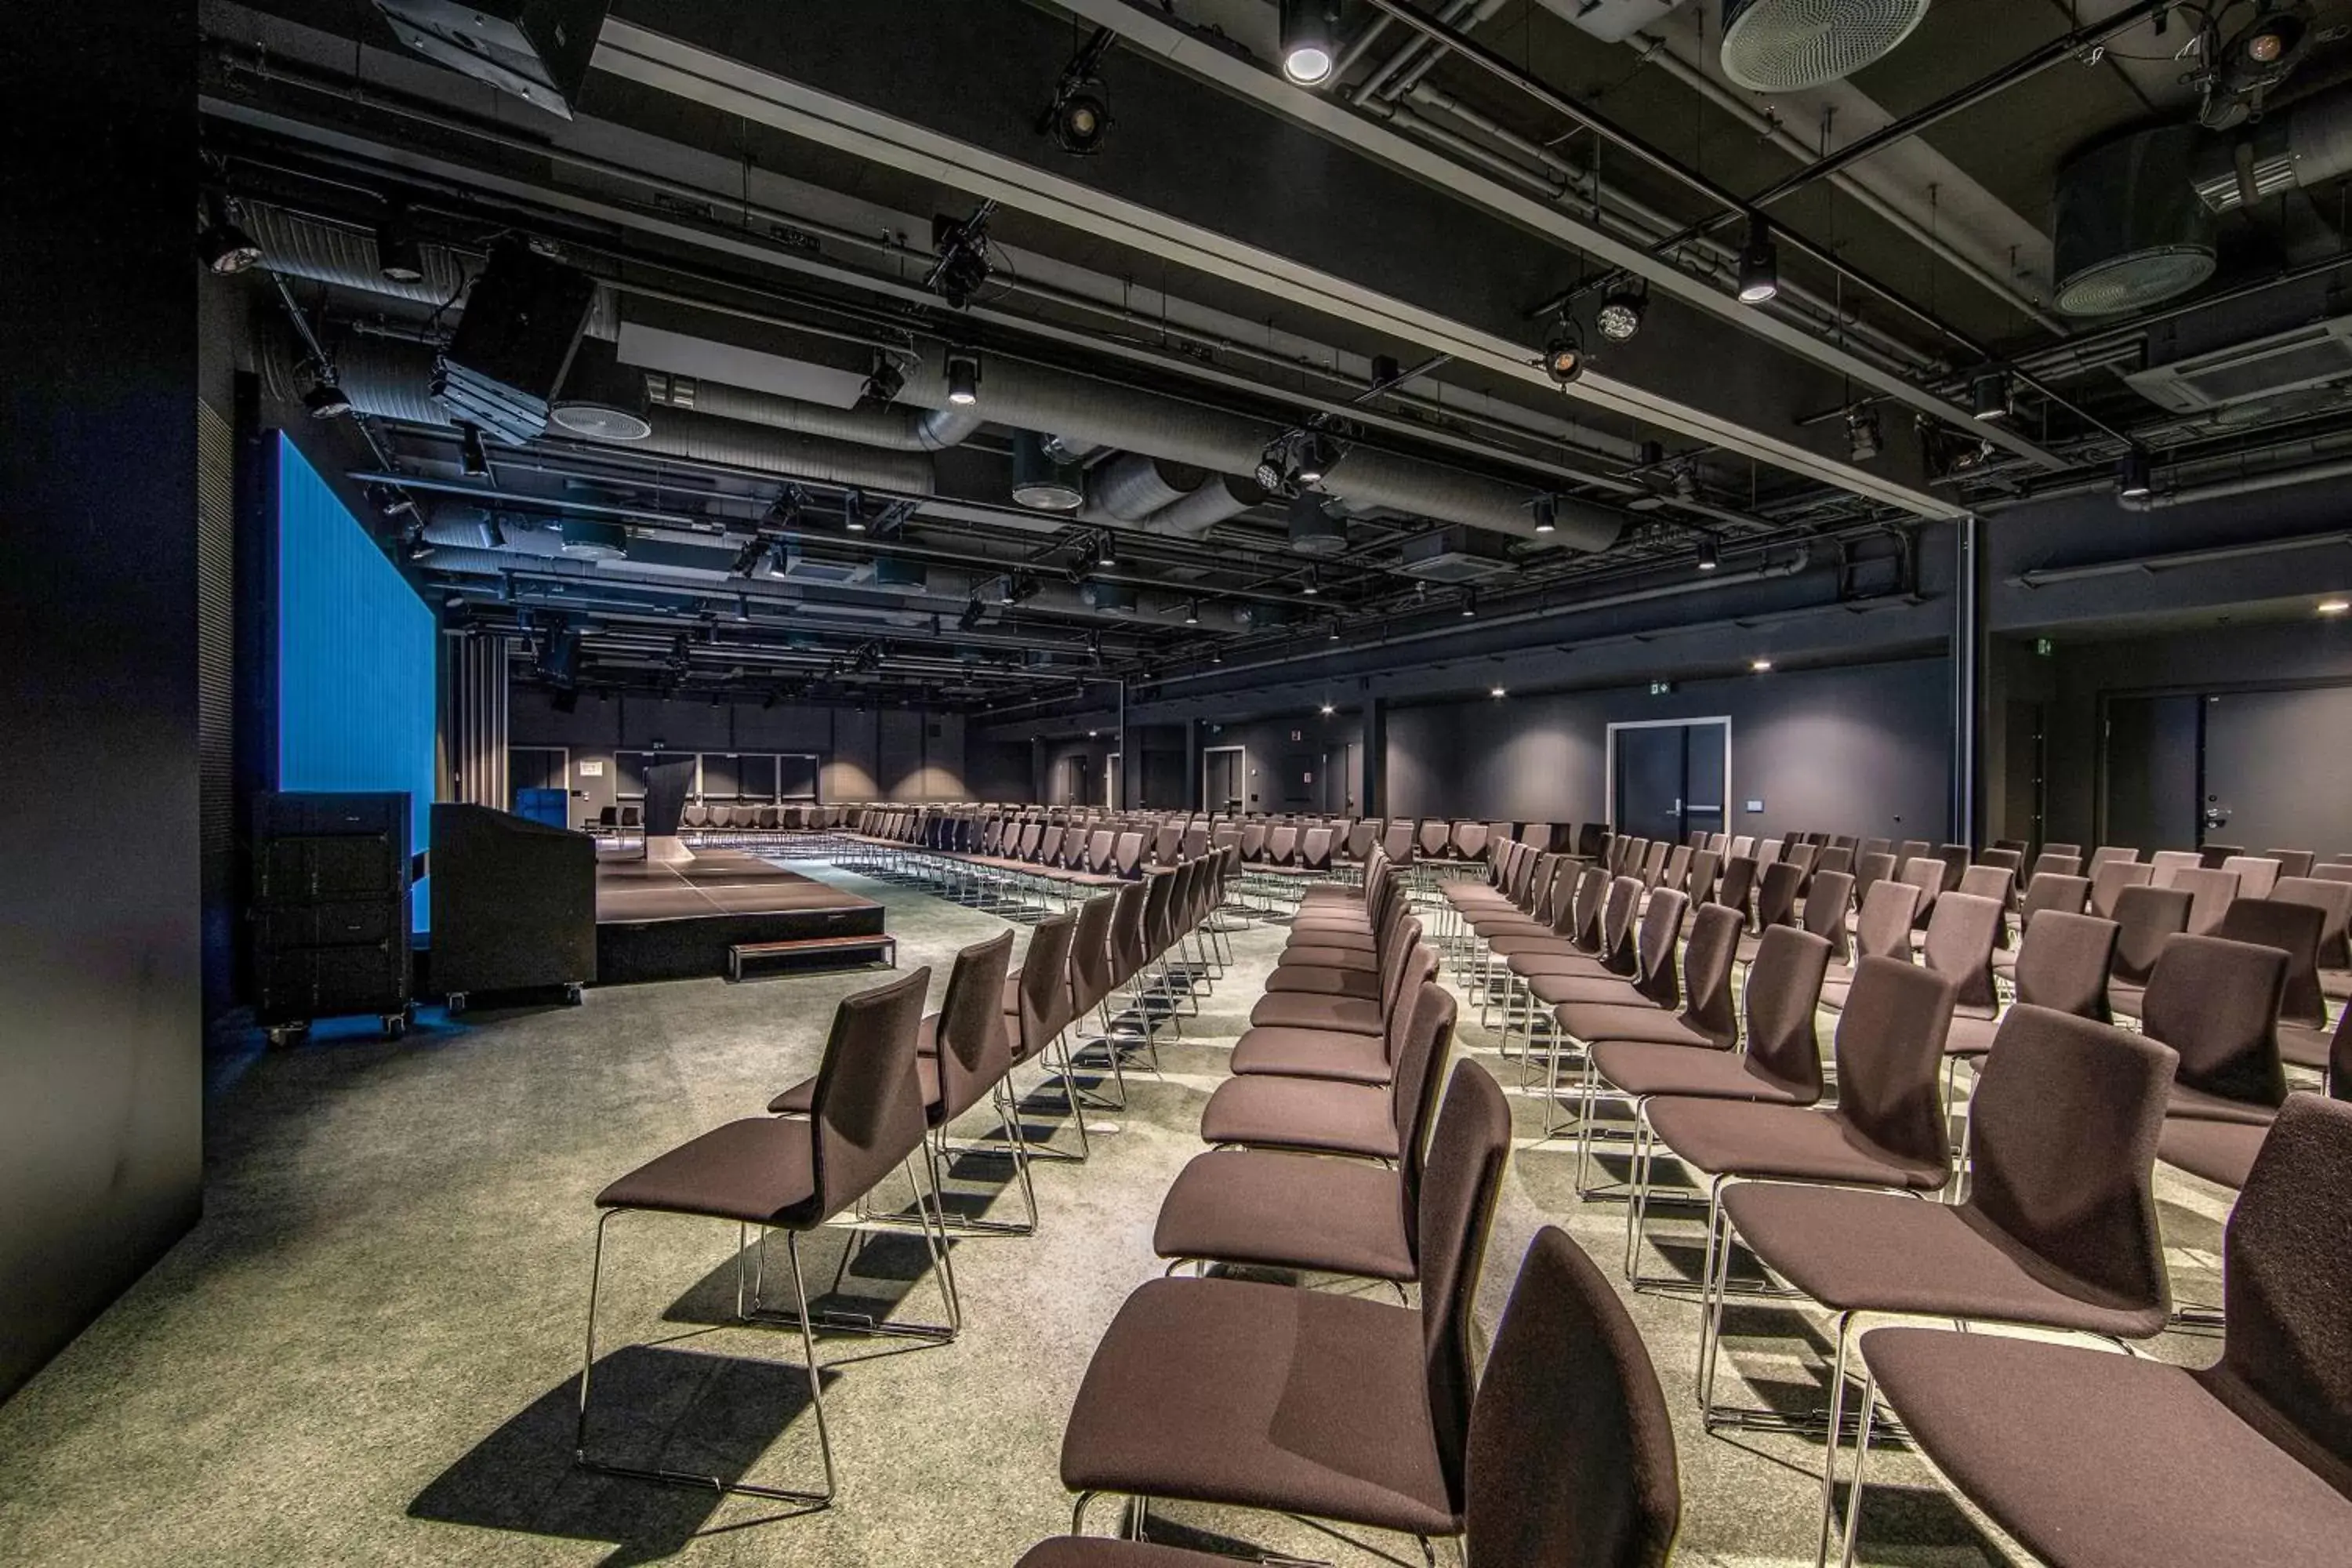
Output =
[{"x1": 274, "y1": 435, "x2": 437, "y2": 930}]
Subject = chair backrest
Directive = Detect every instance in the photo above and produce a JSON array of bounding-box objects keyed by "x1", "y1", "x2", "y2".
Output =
[
  {"x1": 1630, "y1": 888, "x2": 1690, "y2": 1010},
  {"x1": 1637, "y1": 840, "x2": 1670, "y2": 889},
  {"x1": 2172, "y1": 866, "x2": 2242, "y2": 935},
  {"x1": 931, "y1": 932, "x2": 1017, "y2": 1123},
  {"x1": 1067, "y1": 892, "x2": 1118, "y2": 1013},
  {"x1": 2212, "y1": 897, "x2": 2328, "y2": 1026},
  {"x1": 2085, "y1": 844, "x2": 2137, "y2": 875},
  {"x1": 1266, "y1": 824, "x2": 1300, "y2": 866},
  {"x1": 1414, "y1": 1062, "x2": 1515, "y2": 1525},
  {"x1": 1857, "y1": 836, "x2": 1890, "y2": 862},
  {"x1": 1347, "y1": 818, "x2": 1380, "y2": 858},
  {"x1": 809, "y1": 967, "x2": 934, "y2": 1218},
  {"x1": 1657, "y1": 844, "x2": 1692, "y2": 895},
  {"x1": 1011, "y1": 912, "x2": 1077, "y2": 1058},
  {"x1": 1672, "y1": 903, "x2": 1743, "y2": 1051},
  {"x1": 2089, "y1": 858, "x2": 2154, "y2": 920},
  {"x1": 2264, "y1": 848, "x2": 2318, "y2": 879},
  {"x1": 1457, "y1": 822, "x2": 1493, "y2": 862},
  {"x1": 2221, "y1": 855, "x2": 2281, "y2": 900},
  {"x1": 1568, "y1": 866, "x2": 1610, "y2": 948},
  {"x1": 2148, "y1": 848, "x2": 2202, "y2": 888},
  {"x1": 1813, "y1": 845, "x2": 1854, "y2": 880},
  {"x1": 2012, "y1": 909, "x2": 2119, "y2": 1022},
  {"x1": 1107, "y1": 880, "x2": 1149, "y2": 982},
  {"x1": 1752, "y1": 860, "x2": 1804, "y2": 932},
  {"x1": 1728, "y1": 834, "x2": 1756, "y2": 861},
  {"x1": 1829, "y1": 957, "x2": 1958, "y2": 1171},
  {"x1": 1392, "y1": 982, "x2": 1461, "y2": 1248},
  {"x1": 1465, "y1": 1227, "x2": 1682, "y2": 1568},
  {"x1": 1922, "y1": 890, "x2": 2004, "y2": 1013},
  {"x1": 2141, "y1": 933, "x2": 2290, "y2": 1109},
  {"x1": 2027, "y1": 848, "x2": 2082, "y2": 884},
  {"x1": 1976, "y1": 846, "x2": 2023, "y2": 880},
  {"x1": 1712, "y1": 855, "x2": 1759, "y2": 923},
  {"x1": 1595, "y1": 876, "x2": 1643, "y2": 975},
  {"x1": 1802, "y1": 869, "x2": 1855, "y2": 962},
  {"x1": 2018, "y1": 872, "x2": 2091, "y2": 935},
  {"x1": 1896, "y1": 838, "x2": 1931, "y2": 866},
  {"x1": 2203, "y1": 1095, "x2": 2352, "y2": 1472},
  {"x1": 1744, "y1": 927, "x2": 1832, "y2": 1099},
  {"x1": 1383, "y1": 819, "x2": 1417, "y2": 862},
  {"x1": 1853, "y1": 877, "x2": 1922, "y2": 963},
  {"x1": 1897, "y1": 855, "x2": 1945, "y2": 923},
  {"x1": 1933, "y1": 843, "x2": 1971, "y2": 891},
  {"x1": 1963, "y1": 1006, "x2": 2177, "y2": 1326},
  {"x1": 1419, "y1": 818, "x2": 1452, "y2": 857},
  {"x1": 1850, "y1": 850, "x2": 1895, "y2": 909},
  {"x1": 2274, "y1": 875, "x2": 2352, "y2": 971},
  {"x1": 1685, "y1": 848, "x2": 1721, "y2": 900},
  {"x1": 2110, "y1": 884, "x2": 2192, "y2": 983}
]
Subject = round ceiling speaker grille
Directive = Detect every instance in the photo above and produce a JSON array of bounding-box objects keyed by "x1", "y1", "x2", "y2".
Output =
[
  {"x1": 1720, "y1": 0, "x2": 1933, "y2": 93},
  {"x1": 2052, "y1": 126, "x2": 2219, "y2": 318},
  {"x1": 557, "y1": 518, "x2": 629, "y2": 561}
]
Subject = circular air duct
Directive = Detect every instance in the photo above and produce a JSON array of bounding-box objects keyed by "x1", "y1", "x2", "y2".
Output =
[
  {"x1": 558, "y1": 519, "x2": 630, "y2": 561},
  {"x1": 1010, "y1": 430, "x2": 1085, "y2": 511},
  {"x1": 1079, "y1": 580, "x2": 1139, "y2": 615},
  {"x1": 2053, "y1": 125, "x2": 2217, "y2": 318},
  {"x1": 549, "y1": 340, "x2": 652, "y2": 441},
  {"x1": 1721, "y1": 0, "x2": 1933, "y2": 94}
]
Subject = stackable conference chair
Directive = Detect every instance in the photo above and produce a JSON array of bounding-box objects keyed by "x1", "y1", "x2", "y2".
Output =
[
  {"x1": 1050, "y1": 1065, "x2": 1512, "y2": 1557},
  {"x1": 2089, "y1": 856, "x2": 2154, "y2": 920},
  {"x1": 2107, "y1": 884, "x2": 2195, "y2": 1017},
  {"x1": 1994, "y1": 871, "x2": 2092, "y2": 977},
  {"x1": 2148, "y1": 848, "x2": 2202, "y2": 887},
  {"x1": 1722, "y1": 1006, "x2": 2177, "y2": 1559},
  {"x1": 2211, "y1": 898, "x2": 2331, "y2": 1061},
  {"x1": 2267, "y1": 847, "x2": 2318, "y2": 878},
  {"x1": 1800, "y1": 868, "x2": 1856, "y2": 963},
  {"x1": 1552, "y1": 903, "x2": 1748, "y2": 1161},
  {"x1": 1196, "y1": 979, "x2": 1455, "y2": 1167},
  {"x1": 1232, "y1": 944, "x2": 1438, "y2": 1087},
  {"x1": 1004, "y1": 911, "x2": 1091, "y2": 1160},
  {"x1": 1736, "y1": 862, "x2": 1804, "y2": 960},
  {"x1": 579, "y1": 968, "x2": 946, "y2": 1506},
  {"x1": 2162, "y1": 1007, "x2": 2352, "y2": 1188},
  {"x1": 2172, "y1": 866, "x2": 2242, "y2": 935},
  {"x1": 1946, "y1": 910, "x2": 2117, "y2": 1063},
  {"x1": 1842, "y1": 1094, "x2": 2352, "y2": 1568},
  {"x1": 1152, "y1": 993, "x2": 1459, "y2": 1284}
]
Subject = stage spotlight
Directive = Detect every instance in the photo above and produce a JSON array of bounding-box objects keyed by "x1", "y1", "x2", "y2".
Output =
[
  {"x1": 2118, "y1": 446, "x2": 2153, "y2": 499},
  {"x1": 1301, "y1": 564, "x2": 1321, "y2": 596},
  {"x1": 458, "y1": 423, "x2": 490, "y2": 478},
  {"x1": 1327, "y1": 617, "x2": 1341, "y2": 641},
  {"x1": 927, "y1": 206, "x2": 996, "y2": 309},
  {"x1": 197, "y1": 194, "x2": 262, "y2": 274},
  {"x1": 1750, "y1": 656, "x2": 1773, "y2": 673},
  {"x1": 946, "y1": 351, "x2": 982, "y2": 407},
  {"x1": 1847, "y1": 407, "x2": 1883, "y2": 463},
  {"x1": 960, "y1": 596, "x2": 986, "y2": 631},
  {"x1": 844, "y1": 491, "x2": 868, "y2": 532},
  {"x1": 1595, "y1": 285, "x2": 1646, "y2": 343},
  {"x1": 304, "y1": 379, "x2": 352, "y2": 419},
  {"x1": 728, "y1": 534, "x2": 767, "y2": 578},
  {"x1": 1697, "y1": 534, "x2": 1719, "y2": 571},
  {"x1": 1319, "y1": 700, "x2": 1335, "y2": 715},
  {"x1": 1184, "y1": 599, "x2": 1201, "y2": 626},
  {"x1": 1294, "y1": 430, "x2": 1337, "y2": 485},
  {"x1": 375, "y1": 200, "x2": 425, "y2": 284},
  {"x1": 1737, "y1": 213, "x2": 1778, "y2": 304},
  {"x1": 1279, "y1": 0, "x2": 1338, "y2": 85},
  {"x1": 2318, "y1": 597, "x2": 2350, "y2": 616},
  {"x1": 1096, "y1": 531, "x2": 1118, "y2": 570},
  {"x1": 1490, "y1": 684, "x2": 1506, "y2": 699},
  {"x1": 1460, "y1": 590, "x2": 1478, "y2": 619},
  {"x1": 858, "y1": 354, "x2": 906, "y2": 409},
  {"x1": 1971, "y1": 368, "x2": 2013, "y2": 422},
  {"x1": 1543, "y1": 320, "x2": 1587, "y2": 387},
  {"x1": 1532, "y1": 494, "x2": 1557, "y2": 534},
  {"x1": 1050, "y1": 89, "x2": 1110, "y2": 154}
]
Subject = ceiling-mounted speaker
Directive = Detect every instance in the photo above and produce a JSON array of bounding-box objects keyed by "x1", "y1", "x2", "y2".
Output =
[
  {"x1": 436, "y1": 236, "x2": 599, "y2": 444},
  {"x1": 1079, "y1": 581, "x2": 1139, "y2": 615},
  {"x1": 549, "y1": 338, "x2": 651, "y2": 441},
  {"x1": 1720, "y1": 0, "x2": 1933, "y2": 93},
  {"x1": 1010, "y1": 430, "x2": 1085, "y2": 511},
  {"x1": 372, "y1": 0, "x2": 609, "y2": 119},
  {"x1": 1287, "y1": 491, "x2": 1348, "y2": 557},
  {"x1": 2053, "y1": 126, "x2": 2218, "y2": 318},
  {"x1": 557, "y1": 518, "x2": 628, "y2": 561}
]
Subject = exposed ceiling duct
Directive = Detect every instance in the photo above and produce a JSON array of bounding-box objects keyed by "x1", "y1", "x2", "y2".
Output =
[
  {"x1": 1091, "y1": 452, "x2": 1207, "y2": 520},
  {"x1": 644, "y1": 370, "x2": 980, "y2": 452},
  {"x1": 2052, "y1": 125, "x2": 2219, "y2": 318},
  {"x1": 1141, "y1": 474, "x2": 1269, "y2": 539},
  {"x1": 1719, "y1": 0, "x2": 1933, "y2": 94},
  {"x1": 2194, "y1": 78, "x2": 2352, "y2": 213},
  {"x1": 898, "y1": 344, "x2": 1619, "y2": 550}
]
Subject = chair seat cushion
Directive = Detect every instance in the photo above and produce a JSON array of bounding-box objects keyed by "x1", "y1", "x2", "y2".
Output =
[
  {"x1": 1944, "y1": 1013, "x2": 1999, "y2": 1059},
  {"x1": 1059, "y1": 1277, "x2": 1458, "y2": 1538},
  {"x1": 1861, "y1": 1327, "x2": 2352, "y2": 1568},
  {"x1": 1153, "y1": 1151, "x2": 1412, "y2": 1280},
  {"x1": 2108, "y1": 980, "x2": 2147, "y2": 1018},
  {"x1": 1469, "y1": 914, "x2": 1550, "y2": 938},
  {"x1": 2167, "y1": 1083, "x2": 2281, "y2": 1127},
  {"x1": 1287, "y1": 927, "x2": 1377, "y2": 954},
  {"x1": 594, "y1": 1117, "x2": 818, "y2": 1226},
  {"x1": 1719, "y1": 1184, "x2": 2165, "y2": 1338},
  {"x1": 1229, "y1": 1026, "x2": 1390, "y2": 1083},
  {"x1": 2280, "y1": 1020, "x2": 2337, "y2": 1073},
  {"x1": 1644, "y1": 1100, "x2": 1947, "y2": 1192},
  {"x1": 1508, "y1": 953, "x2": 1625, "y2": 981},
  {"x1": 1590, "y1": 1040, "x2": 1809, "y2": 1104},
  {"x1": 1272, "y1": 945, "x2": 1381, "y2": 975},
  {"x1": 1529, "y1": 974, "x2": 1650, "y2": 1009},
  {"x1": 1248, "y1": 992, "x2": 1386, "y2": 1037},
  {"x1": 1199, "y1": 1076, "x2": 1399, "y2": 1160},
  {"x1": 1262, "y1": 966, "x2": 1382, "y2": 1000},
  {"x1": 2158, "y1": 1116, "x2": 2267, "y2": 1192}
]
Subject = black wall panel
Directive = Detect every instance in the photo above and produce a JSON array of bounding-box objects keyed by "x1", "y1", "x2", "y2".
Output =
[{"x1": 0, "y1": 3, "x2": 202, "y2": 1399}]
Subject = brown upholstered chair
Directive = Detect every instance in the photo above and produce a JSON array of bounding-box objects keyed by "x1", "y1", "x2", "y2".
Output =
[
  {"x1": 1247, "y1": 917, "x2": 1423, "y2": 1040},
  {"x1": 1799, "y1": 868, "x2": 1856, "y2": 963},
  {"x1": 1993, "y1": 870, "x2": 2092, "y2": 977},
  {"x1": 1552, "y1": 904, "x2": 1751, "y2": 1154},
  {"x1": 1018, "y1": 1225, "x2": 1680, "y2": 1568},
  {"x1": 2142, "y1": 933, "x2": 2291, "y2": 1123},
  {"x1": 1736, "y1": 860, "x2": 1804, "y2": 957},
  {"x1": 1054, "y1": 1064, "x2": 1512, "y2": 1550},
  {"x1": 2274, "y1": 873, "x2": 2352, "y2": 972},
  {"x1": 1916, "y1": 889, "x2": 2005, "y2": 1018},
  {"x1": 1529, "y1": 888, "x2": 1690, "y2": 1018},
  {"x1": 1717, "y1": 1005, "x2": 2178, "y2": 1557},
  {"x1": 1945, "y1": 909, "x2": 2118, "y2": 1059},
  {"x1": 1232, "y1": 945, "x2": 1438, "y2": 1083},
  {"x1": 1007, "y1": 909, "x2": 1092, "y2": 1159},
  {"x1": 2161, "y1": 1008, "x2": 2352, "y2": 1189},
  {"x1": 579, "y1": 967, "x2": 946, "y2": 1504},
  {"x1": 1842, "y1": 1094, "x2": 2352, "y2": 1568},
  {"x1": 2171, "y1": 865, "x2": 2242, "y2": 935},
  {"x1": 2105, "y1": 883, "x2": 2193, "y2": 1017},
  {"x1": 2212, "y1": 897, "x2": 2336, "y2": 1070},
  {"x1": 1711, "y1": 852, "x2": 1760, "y2": 927},
  {"x1": 2089, "y1": 856, "x2": 2154, "y2": 919},
  {"x1": 1199, "y1": 977, "x2": 1457, "y2": 1163},
  {"x1": 1152, "y1": 988, "x2": 1461, "y2": 1283},
  {"x1": 1817, "y1": 877, "x2": 1923, "y2": 1010},
  {"x1": 1957, "y1": 862, "x2": 2020, "y2": 948}
]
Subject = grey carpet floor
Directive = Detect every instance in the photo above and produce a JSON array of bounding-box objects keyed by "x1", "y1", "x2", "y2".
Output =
[{"x1": 0, "y1": 862, "x2": 2234, "y2": 1566}]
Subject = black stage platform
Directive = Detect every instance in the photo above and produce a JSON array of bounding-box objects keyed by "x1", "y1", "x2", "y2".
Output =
[{"x1": 595, "y1": 850, "x2": 886, "y2": 983}]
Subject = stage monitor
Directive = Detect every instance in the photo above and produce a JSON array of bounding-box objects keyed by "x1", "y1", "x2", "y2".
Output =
[{"x1": 272, "y1": 435, "x2": 437, "y2": 931}]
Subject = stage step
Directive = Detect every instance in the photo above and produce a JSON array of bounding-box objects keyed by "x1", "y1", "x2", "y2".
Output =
[{"x1": 727, "y1": 931, "x2": 898, "y2": 982}]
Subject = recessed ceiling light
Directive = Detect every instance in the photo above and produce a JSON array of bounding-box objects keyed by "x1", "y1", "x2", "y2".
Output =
[
  {"x1": 1319, "y1": 702, "x2": 1334, "y2": 716},
  {"x1": 1279, "y1": 0, "x2": 1338, "y2": 85},
  {"x1": 1490, "y1": 684, "x2": 1506, "y2": 699},
  {"x1": 1750, "y1": 657, "x2": 1773, "y2": 672},
  {"x1": 2320, "y1": 598, "x2": 2350, "y2": 615}
]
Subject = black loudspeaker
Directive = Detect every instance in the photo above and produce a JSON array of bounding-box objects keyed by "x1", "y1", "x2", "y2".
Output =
[
  {"x1": 373, "y1": 0, "x2": 609, "y2": 120},
  {"x1": 436, "y1": 236, "x2": 599, "y2": 444}
]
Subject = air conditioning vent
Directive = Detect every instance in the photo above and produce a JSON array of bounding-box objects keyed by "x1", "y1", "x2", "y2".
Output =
[
  {"x1": 2125, "y1": 314, "x2": 2352, "y2": 414},
  {"x1": 2053, "y1": 127, "x2": 2218, "y2": 318},
  {"x1": 777, "y1": 545, "x2": 865, "y2": 585},
  {"x1": 1721, "y1": 0, "x2": 1933, "y2": 93},
  {"x1": 1396, "y1": 526, "x2": 1516, "y2": 584},
  {"x1": 1532, "y1": 0, "x2": 1680, "y2": 44}
]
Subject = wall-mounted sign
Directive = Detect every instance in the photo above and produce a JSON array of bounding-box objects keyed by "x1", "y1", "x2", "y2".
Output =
[{"x1": 577, "y1": 760, "x2": 604, "y2": 777}]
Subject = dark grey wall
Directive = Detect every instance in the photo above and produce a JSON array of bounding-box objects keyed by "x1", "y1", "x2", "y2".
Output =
[
  {"x1": 1384, "y1": 657, "x2": 1953, "y2": 844},
  {"x1": 1, "y1": 2, "x2": 202, "y2": 1399},
  {"x1": 507, "y1": 688, "x2": 968, "y2": 825}
]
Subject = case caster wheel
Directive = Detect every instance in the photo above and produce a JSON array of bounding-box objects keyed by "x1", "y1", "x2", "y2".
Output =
[
  {"x1": 564, "y1": 982, "x2": 586, "y2": 1006},
  {"x1": 445, "y1": 993, "x2": 469, "y2": 1016},
  {"x1": 382, "y1": 1013, "x2": 408, "y2": 1040},
  {"x1": 265, "y1": 1024, "x2": 308, "y2": 1051}
]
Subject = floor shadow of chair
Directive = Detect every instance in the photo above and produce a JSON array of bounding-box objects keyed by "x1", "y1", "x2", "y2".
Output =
[
  {"x1": 1832, "y1": 1475, "x2": 2026, "y2": 1566},
  {"x1": 661, "y1": 1225, "x2": 953, "y2": 1352},
  {"x1": 408, "y1": 1343, "x2": 826, "y2": 1566}
]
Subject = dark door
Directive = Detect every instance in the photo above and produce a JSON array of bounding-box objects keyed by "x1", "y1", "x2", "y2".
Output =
[
  {"x1": 1063, "y1": 755, "x2": 1092, "y2": 807},
  {"x1": 2000, "y1": 701, "x2": 2045, "y2": 849},
  {"x1": 2103, "y1": 695, "x2": 2200, "y2": 852},
  {"x1": 1321, "y1": 743, "x2": 1354, "y2": 813},
  {"x1": 1613, "y1": 722, "x2": 1728, "y2": 844},
  {"x1": 1203, "y1": 749, "x2": 1240, "y2": 812},
  {"x1": 2201, "y1": 685, "x2": 2352, "y2": 853},
  {"x1": 1279, "y1": 751, "x2": 1316, "y2": 810}
]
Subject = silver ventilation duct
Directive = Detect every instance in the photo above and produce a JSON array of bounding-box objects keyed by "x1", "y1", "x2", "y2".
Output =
[
  {"x1": 1091, "y1": 452, "x2": 1207, "y2": 519},
  {"x1": 898, "y1": 343, "x2": 1617, "y2": 550},
  {"x1": 644, "y1": 371, "x2": 981, "y2": 452},
  {"x1": 1138, "y1": 474, "x2": 1269, "y2": 538},
  {"x1": 2194, "y1": 81, "x2": 2352, "y2": 213}
]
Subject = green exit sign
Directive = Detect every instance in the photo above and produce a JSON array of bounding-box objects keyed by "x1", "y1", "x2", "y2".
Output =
[
  {"x1": 2036, "y1": 637, "x2": 2055, "y2": 656},
  {"x1": 1649, "y1": 680, "x2": 1674, "y2": 696}
]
